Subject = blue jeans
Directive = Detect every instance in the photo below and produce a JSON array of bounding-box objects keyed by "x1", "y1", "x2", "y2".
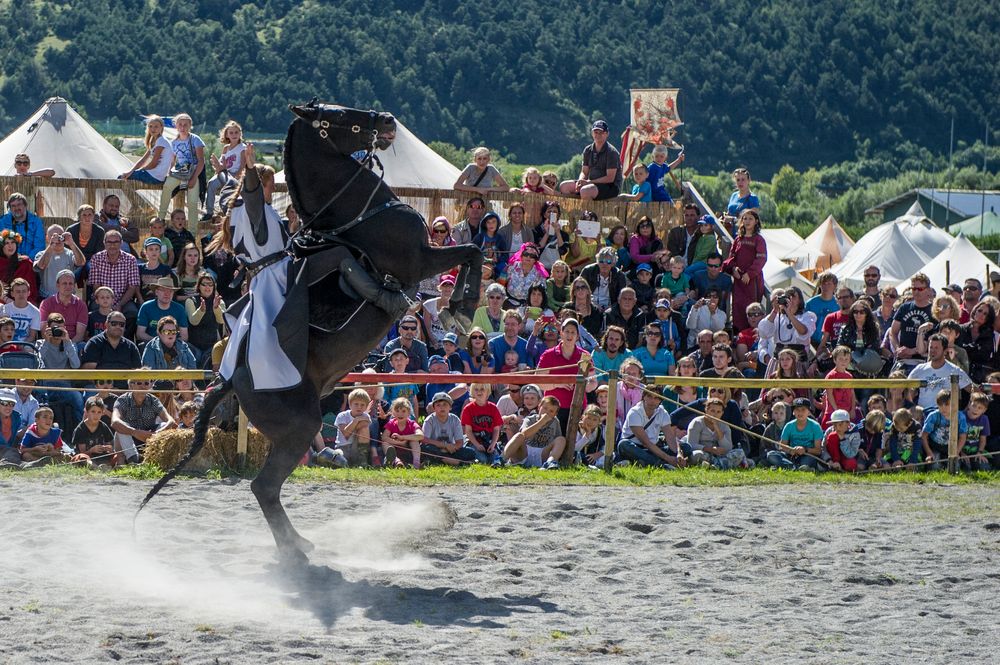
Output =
[
  {"x1": 617, "y1": 439, "x2": 675, "y2": 468},
  {"x1": 766, "y1": 450, "x2": 820, "y2": 470},
  {"x1": 41, "y1": 382, "x2": 84, "y2": 424},
  {"x1": 684, "y1": 263, "x2": 708, "y2": 278},
  {"x1": 123, "y1": 170, "x2": 164, "y2": 185}
]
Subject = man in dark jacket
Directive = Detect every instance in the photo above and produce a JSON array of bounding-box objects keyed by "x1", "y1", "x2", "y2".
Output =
[
  {"x1": 666, "y1": 203, "x2": 701, "y2": 264},
  {"x1": 580, "y1": 246, "x2": 629, "y2": 311},
  {"x1": 604, "y1": 287, "x2": 648, "y2": 349}
]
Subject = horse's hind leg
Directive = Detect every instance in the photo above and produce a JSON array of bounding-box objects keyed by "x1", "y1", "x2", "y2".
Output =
[{"x1": 235, "y1": 373, "x2": 321, "y2": 563}]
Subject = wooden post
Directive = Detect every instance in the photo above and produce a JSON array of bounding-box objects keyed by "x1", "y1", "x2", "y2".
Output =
[
  {"x1": 561, "y1": 369, "x2": 588, "y2": 466},
  {"x1": 603, "y1": 370, "x2": 618, "y2": 473},
  {"x1": 947, "y1": 374, "x2": 960, "y2": 474},
  {"x1": 237, "y1": 407, "x2": 249, "y2": 470}
]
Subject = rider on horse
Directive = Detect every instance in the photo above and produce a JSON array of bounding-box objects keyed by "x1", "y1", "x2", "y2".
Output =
[{"x1": 207, "y1": 144, "x2": 410, "y2": 391}]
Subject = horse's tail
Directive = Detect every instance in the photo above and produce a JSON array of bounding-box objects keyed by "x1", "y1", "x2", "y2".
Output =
[{"x1": 134, "y1": 378, "x2": 235, "y2": 523}]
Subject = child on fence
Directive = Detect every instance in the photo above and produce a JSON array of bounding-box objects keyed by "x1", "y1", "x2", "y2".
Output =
[
  {"x1": 619, "y1": 163, "x2": 652, "y2": 202},
  {"x1": 920, "y1": 389, "x2": 967, "y2": 471},
  {"x1": 646, "y1": 144, "x2": 685, "y2": 203},
  {"x1": 384, "y1": 348, "x2": 420, "y2": 416},
  {"x1": 502, "y1": 395, "x2": 566, "y2": 469},
  {"x1": 575, "y1": 404, "x2": 605, "y2": 467},
  {"x1": 383, "y1": 397, "x2": 424, "y2": 469},
  {"x1": 687, "y1": 397, "x2": 741, "y2": 469},
  {"x1": 961, "y1": 392, "x2": 991, "y2": 471},
  {"x1": 71, "y1": 397, "x2": 118, "y2": 468},
  {"x1": 421, "y1": 392, "x2": 478, "y2": 466},
  {"x1": 461, "y1": 382, "x2": 503, "y2": 465},
  {"x1": 769, "y1": 397, "x2": 824, "y2": 470},
  {"x1": 204, "y1": 121, "x2": 247, "y2": 220},
  {"x1": 820, "y1": 346, "x2": 856, "y2": 429},
  {"x1": 454, "y1": 147, "x2": 509, "y2": 195},
  {"x1": 824, "y1": 409, "x2": 862, "y2": 473}
]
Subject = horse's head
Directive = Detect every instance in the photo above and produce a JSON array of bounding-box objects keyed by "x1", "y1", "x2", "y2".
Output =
[{"x1": 289, "y1": 101, "x2": 396, "y2": 155}]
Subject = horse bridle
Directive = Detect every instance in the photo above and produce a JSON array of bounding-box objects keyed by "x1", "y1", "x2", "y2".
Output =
[{"x1": 297, "y1": 105, "x2": 401, "y2": 236}]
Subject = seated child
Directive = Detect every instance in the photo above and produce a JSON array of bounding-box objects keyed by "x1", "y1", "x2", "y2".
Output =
[
  {"x1": 824, "y1": 409, "x2": 862, "y2": 473},
  {"x1": 769, "y1": 397, "x2": 823, "y2": 470},
  {"x1": 686, "y1": 397, "x2": 741, "y2": 469},
  {"x1": 383, "y1": 397, "x2": 424, "y2": 469},
  {"x1": 575, "y1": 404, "x2": 605, "y2": 467},
  {"x1": 421, "y1": 392, "x2": 477, "y2": 466},
  {"x1": 857, "y1": 409, "x2": 888, "y2": 471},
  {"x1": 502, "y1": 395, "x2": 566, "y2": 469},
  {"x1": 920, "y1": 389, "x2": 968, "y2": 471},
  {"x1": 620, "y1": 163, "x2": 652, "y2": 202},
  {"x1": 461, "y1": 383, "x2": 503, "y2": 465},
  {"x1": 885, "y1": 408, "x2": 919, "y2": 469},
  {"x1": 177, "y1": 401, "x2": 200, "y2": 429},
  {"x1": 758, "y1": 399, "x2": 790, "y2": 465},
  {"x1": 19, "y1": 407, "x2": 68, "y2": 464},
  {"x1": 70, "y1": 397, "x2": 118, "y2": 468},
  {"x1": 961, "y1": 392, "x2": 991, "y2": 471},
  {"x1": 632, "y1": 263, "x2": 656, "y2": 311},
  {"x1": 327, "y1": 388, "x2": 373, "y2": 468},
  {"x1": 383, "y1": 348, "x2": 419, "y2": 416},
  {"x1": 657, "y1": 256, "x2": 692, "y2": 311}
]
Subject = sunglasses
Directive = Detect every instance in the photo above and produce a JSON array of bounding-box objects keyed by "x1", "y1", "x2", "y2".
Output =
[
  {"x1": 14, "y1": 160, "x2": 29, "y2": 165},
  {"x1": 645, "y1": 330, "x2": 662, "y2": 336},
  {"x1": 161, "y1": 329, "x2": 178, "y2": 334},
  {"x1": 130, "y1": 381, "x2": 151, "y2": 386},
  {"x1": 864, "y1": 273, "x2": 879, "y2": 278},
  {"x1": 433, "y1": 229, "x2": 448, "y2": 234},
  {"x1": 884, "y1": 293, "x2": 898, "y2": 299},
  {"x1": 912, "y1": 286, "x2": 927, "y2": 292},
  {"x1": 107, "y1": 321, "x2": 126, "y2": 327},
  {"x1": 599, "y1": 259, "x2": 614, "y2": 265},
  {"x1": 470, "y1": 335, "x2": 486, "y2": 341},
  {"x1": 399, "y1": 325, "x2": 417, "y2": 332},
  {"x1": 748, "y1": 312, "x2": 764, "y2": 318},
  {"x1": 706, "y1": 263, "x2": 721, "y2": 269},
  {"x1": 487, "y1": 295, "x2": 503, "y2": 300},
  {"x1": 851, "y1": 310, "x2": 867, "y2": 315},
  {"x1": 105, "y1": 239, "x2": 121, "y2": 244}
]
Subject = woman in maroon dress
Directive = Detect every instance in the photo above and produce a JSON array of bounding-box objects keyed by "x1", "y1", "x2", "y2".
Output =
[
  {"x1": 0, "y1": 229, "x2": 39, "y2": 304},
  {"x1": 722, "y1": 210, "x2": 767, "y2": 332}
]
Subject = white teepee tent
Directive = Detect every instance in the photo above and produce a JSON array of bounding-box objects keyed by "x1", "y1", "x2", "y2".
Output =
[
  {"x1": 896, "y1": 232, "x2": 1000, "y2": 291},
  {"x1": 891, "y1": 201, "x2": 953, "y2": 258},
  {"x1": 830, "y1": 222, "x2": 932, "y2": 289},
  {"x1": 799, "y1": 215, "x2": 854, "y2": 271},
  {"x1": 0, "y1": 97, "x2": 150, "y2": 218}
]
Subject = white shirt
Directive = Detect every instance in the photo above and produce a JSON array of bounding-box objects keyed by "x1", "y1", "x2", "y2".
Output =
[
  {"x1": 757, "y1": 311, "x2": 817, "y2": 347},
  {"x1": 2, "y1": 302, "x2": 41, "y2": 341},
  {"x1": 621, "y1": 402, "x2": 671, "y2": 444},
  {"x1": 908, "y1": 360, "x2": 972, "y2": 411}
]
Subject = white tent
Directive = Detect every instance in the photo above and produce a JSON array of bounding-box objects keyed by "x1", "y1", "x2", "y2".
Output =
[
  {"x1": 764, "y1": 257, "x2": 815, "y2": 293},
  {"x1": 273, "y1": 117, "x2": 460, "y2": 214},
  {"x1": 760, "y1": 228, "x2": 806, "y2": 262},
  {"x1": 891, "y1": 201, "x2": 953, "y2": 258},
  {"x1": 830, "y1": 222, "x2": 932, "y2": 289},
  {"x1": 0, "y1": 97, "x2": 150, "y2": 218},
  {"x1": 897, "y1": 232, "x2": 1000, "y2": 291}
]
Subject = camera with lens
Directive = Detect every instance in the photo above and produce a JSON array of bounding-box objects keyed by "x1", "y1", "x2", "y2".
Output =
[
  {"x1": 50, "y1": 325, "x2": 65, "y2": 337},
  {"x1": 776, "y1": 295, "x2": 789, "y2": 306}
]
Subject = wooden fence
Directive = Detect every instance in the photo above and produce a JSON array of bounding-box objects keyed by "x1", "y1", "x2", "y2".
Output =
[{"x1": 1, "y1": 175, "x2": 704, "y2": 239}]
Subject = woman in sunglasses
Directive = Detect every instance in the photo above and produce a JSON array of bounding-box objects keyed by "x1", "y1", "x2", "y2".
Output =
[
  {"x1": 627, "y1": 216, "x2": 664, "y2": 270},
  {"x1": 459, "y1": 326, "x2": 495, "y2": 375},
  {"x1": 504, "y1": 242, "x2": 547, "y2": 308}
]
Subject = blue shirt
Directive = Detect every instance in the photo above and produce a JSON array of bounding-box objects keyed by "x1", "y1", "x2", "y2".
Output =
[
  {"x1": 727, "y1": 191, "x2": 760, "y2": 217},
  {"x1": 646, "y1": 162, "x2": 672, "y2": 202},
  {"x1": 922, "y1": 410, "x2": 968, "y2": 448},
  {"x1": 0, "y1": 211, "x2": 46, "y2": 259},
  {"x1": 781, "y1": 418, "x2": 824, "y2": 449},
  {"x1": 136, "y1": 300, "x2": 189, "y2": 338},
  {"x1": 592, "y1": 348, "x2": 632, "y2": 381},
  {"x1": 631, "y1": 181, "x2": 652, "y2": 202},
  {"x1": 488, "y1": 335, "x2": 530, "y2": 367},
  {"x1": 805, "y1": 295, "x2": 838, "y2": 344},
  {"x1": 631, "y1": 346, "x2": 675, "y2": 377}
]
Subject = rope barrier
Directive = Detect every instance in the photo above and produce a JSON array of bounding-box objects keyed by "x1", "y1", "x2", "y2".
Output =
[{"x1": 0, "y1": 369, "x2": 213, "y2": 381}]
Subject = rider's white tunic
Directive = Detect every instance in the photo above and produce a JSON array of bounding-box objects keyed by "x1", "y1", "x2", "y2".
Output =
[{"x1": 219, "y1": 202, "x2": 299, "y2": 390}]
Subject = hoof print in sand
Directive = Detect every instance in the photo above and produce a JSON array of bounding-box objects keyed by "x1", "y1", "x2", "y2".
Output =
[
  {"x1": 624, "y1": 522, "x2": 654, "y2": 534},
  {"x1": 844, "y1": 574, "x2": 898, "y2": 586},
  {"x1": 672, "y1": 539, "x2": 695, "y2": 548}
]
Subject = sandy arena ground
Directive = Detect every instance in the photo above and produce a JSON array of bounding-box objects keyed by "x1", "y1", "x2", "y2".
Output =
[{"x1": 1, "y1": 477, "x2": 998, "y2": 664}]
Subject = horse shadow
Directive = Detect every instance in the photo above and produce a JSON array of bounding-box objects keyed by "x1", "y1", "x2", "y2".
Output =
[{"x1": 261, "y1": 561, "x2": 560, "y2": 630}]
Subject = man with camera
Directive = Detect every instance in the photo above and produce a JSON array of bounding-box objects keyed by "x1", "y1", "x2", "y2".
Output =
[
  {"x1": 35, "y1": 311, "x2": 84, "y2": 433},
  {"x1": 34, "y1": 224, "x2": 86, "y2": 299}
]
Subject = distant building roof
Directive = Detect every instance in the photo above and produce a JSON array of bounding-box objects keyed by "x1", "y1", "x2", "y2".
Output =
[{"x1": 866, "y1": 188, "x2": 1000, "y2": 217}]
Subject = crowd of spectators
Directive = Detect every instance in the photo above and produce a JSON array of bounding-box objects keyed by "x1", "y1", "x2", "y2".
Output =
[{"x1": 2, "y1": 119, "x2": 1000, "y2": 475}]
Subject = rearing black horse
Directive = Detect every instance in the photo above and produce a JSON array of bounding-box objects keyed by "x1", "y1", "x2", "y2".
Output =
[{"x1": 138, "y1": 102, "x2": 483, "y2": 563}]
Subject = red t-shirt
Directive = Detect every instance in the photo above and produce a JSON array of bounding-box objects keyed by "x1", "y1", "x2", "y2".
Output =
[
  {"x1": 821, "y1": 369, "x2": 855, "y2": 428},
  {"x1": 460, "y1": 401, "x2": 502, "y2": 434},
  {"x1": 384, "y1": 417, "x2": 418, "y2": 438},
  {"x1": 537, "y1": 344, "x2": 583, "y2": 408},
  {"x1": 822, "y1": 310, "x2": 850, "y2": 346}
]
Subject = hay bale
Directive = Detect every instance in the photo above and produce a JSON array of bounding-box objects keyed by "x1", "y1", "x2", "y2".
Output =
[
  {"x1": 144, "y1": 428, "x2": 214, "y2": 472},
  {"x1": 203, "y1": 427, "x2": 271, "y2": 470}
]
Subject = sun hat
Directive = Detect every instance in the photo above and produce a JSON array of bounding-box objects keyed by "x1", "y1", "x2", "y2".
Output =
[{"x1": 152, "y1": 277, "x2": 180, "y2": 290}]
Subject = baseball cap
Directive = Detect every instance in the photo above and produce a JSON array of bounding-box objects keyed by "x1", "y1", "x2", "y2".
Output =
[
  {"x1": 0, "y1": 390, "x2": 15, "y2": 406},
  {"x1": 945, "y1": 283, "x2": 962, "y2": 295},
  {"x1": 439, "y1": 274, "x2": 456, "y2": 287},
  {"x1": 143, "y1": 237, "x2": 163, "y2": 248},
  {"x1": 698, "y1": 214, "x2": 717, "y2": 227},
  {"x1": 829, "y1": 409, "x2": 851, "y2": 423},
  {"x1": 428, "y1": 355, "x2": 447, "y2": 367},
  {"x1": 520, "y1": 384, "x2": 542, "y2": 398},
  {"x1": 636, "y1": 263, "x2": 652, "y2": 274},
  {"x1": 792, "y1": 397, "x2": 812, "y2": 409},
  {"x1": 655, "y1": 298, "x2": 671, "y2": 310},
  {"x1": 591, "y1": 120, "x2": 609, "y2": 132},
  {"x1": 430, "y1": 391, "x2": 453, "y2": 405},
  {"x1": 388, "y1": 348, "x2": 409, "y2": 359},
  {"x1": 442, "y1": 332, "x2": 458, "y2": 345}
]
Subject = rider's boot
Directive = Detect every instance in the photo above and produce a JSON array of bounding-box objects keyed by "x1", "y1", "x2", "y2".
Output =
[{"x1": 340, "y1": 258, "x2": 411, "y2": 320}]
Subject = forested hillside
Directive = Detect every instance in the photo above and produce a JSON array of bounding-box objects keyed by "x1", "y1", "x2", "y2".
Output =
[{"x1": 0, "y1": 0, "x2": 996, "y2": 176}]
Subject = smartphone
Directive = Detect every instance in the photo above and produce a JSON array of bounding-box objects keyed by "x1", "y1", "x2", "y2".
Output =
[{"x1": 549, "y1": 212, "x2": 557, "y2": 224}]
